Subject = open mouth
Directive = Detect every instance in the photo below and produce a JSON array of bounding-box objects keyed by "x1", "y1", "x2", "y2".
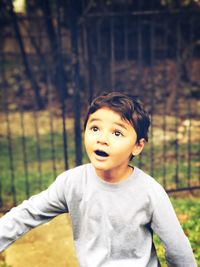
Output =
[{"x1": 95, "y1": 150, "x2": 109, "y2": 157}]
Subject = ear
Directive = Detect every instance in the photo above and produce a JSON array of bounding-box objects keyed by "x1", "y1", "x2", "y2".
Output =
[{"x1": 132, "y1": 138, "x2": 145, "y2": 156}]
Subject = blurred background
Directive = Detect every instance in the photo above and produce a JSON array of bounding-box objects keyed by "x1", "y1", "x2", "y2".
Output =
[{"x1": 0, "y1": 0, "x2": 200, "y2": 210}]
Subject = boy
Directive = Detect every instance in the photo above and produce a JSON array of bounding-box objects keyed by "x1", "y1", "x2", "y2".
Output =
[{"x1": 0, "y1": 92, "x2": 197, "y2": 267}]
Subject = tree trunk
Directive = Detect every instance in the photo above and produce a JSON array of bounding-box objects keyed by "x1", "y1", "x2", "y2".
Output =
[
  {"x1": 9, "y1": 0, "x2": 44, "y2": 110},
  {"x1": 41, "y1": 0, "x2": 68, "y2": 99}
]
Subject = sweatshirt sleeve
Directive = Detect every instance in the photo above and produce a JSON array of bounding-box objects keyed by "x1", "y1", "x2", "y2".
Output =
[
  {"x1": 151, "y1": 186, "x2": 197, "y2": 267},
  {"x1": 0, "y1": 172, "x2": 68, "y2": 252}
]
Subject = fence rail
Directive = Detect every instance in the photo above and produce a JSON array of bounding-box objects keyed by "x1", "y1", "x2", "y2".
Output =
[{"x1": 0, "y1": 1, "x2": 200, "y2": 211}]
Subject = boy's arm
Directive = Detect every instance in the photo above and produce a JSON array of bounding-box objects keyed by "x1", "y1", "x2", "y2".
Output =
[
  {"x1": 0, "y1": 173, "x2": 68, "y2": 252},
  {"x1": 151, "y1": 187, "x2": 197, "y2": 267}
]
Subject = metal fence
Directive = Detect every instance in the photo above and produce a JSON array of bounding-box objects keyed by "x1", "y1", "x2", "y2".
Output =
[{"x1": 0, "y1": 1, "x2": 200, "y2": 211}]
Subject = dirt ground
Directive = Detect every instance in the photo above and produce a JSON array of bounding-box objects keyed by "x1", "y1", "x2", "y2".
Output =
[{"x1": 2, "y1": 214, "x2": 79, "y2": 267}]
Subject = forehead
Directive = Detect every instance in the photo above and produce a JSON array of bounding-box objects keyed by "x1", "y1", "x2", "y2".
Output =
[
  {"x1": 87, "y1": 107, "x2": 132, "y2": 127},
  {"x1": 88, "y1": 107, "x2": 120, "y2": 118}
]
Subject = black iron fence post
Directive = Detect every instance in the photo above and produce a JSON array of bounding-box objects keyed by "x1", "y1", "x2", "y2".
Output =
[{"x1": 69, "y1": 0, "x2": 82, "y2": 166}]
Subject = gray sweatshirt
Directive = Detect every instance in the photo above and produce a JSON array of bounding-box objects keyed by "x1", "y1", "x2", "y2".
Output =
[{"x1": 0, "y1": 164, "x2": 197, "y2": 267}]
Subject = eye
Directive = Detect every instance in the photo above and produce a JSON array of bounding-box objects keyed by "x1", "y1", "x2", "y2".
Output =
[
  {"x1": 114, "y1": 130, "x2": 123, "y2": 137},
  {"x1": 90, "y1": 126, "x2": 99, "y2": 132}
]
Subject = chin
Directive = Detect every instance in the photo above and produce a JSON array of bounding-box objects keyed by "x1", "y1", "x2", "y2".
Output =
[
  {"x1": 92, "y1": 162, "x2": 107, "y2": 169},
  {"x1": 91, "y1": 162, "x2": 110, "y2": 171}
]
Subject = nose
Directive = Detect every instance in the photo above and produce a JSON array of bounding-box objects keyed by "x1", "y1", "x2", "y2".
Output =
[{"x1": 97, "y1": 132, "x2": 109, "y2": 145}]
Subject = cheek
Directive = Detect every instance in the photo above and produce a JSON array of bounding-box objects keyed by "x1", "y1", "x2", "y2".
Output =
[
  {"x1": 84, "y1": 131, "x2": 94, "y2": 150},
  {"x1": 113, "y1": 140, "x2": 135, "y2": 154},
  {"x1": 84, "y1": 132, "x2": 88, "y2": 149}
]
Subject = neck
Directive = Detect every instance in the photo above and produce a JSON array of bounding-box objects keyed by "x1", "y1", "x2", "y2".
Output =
[{"x1": 95, "y1": 165, "x2": 133, "y2": 183}]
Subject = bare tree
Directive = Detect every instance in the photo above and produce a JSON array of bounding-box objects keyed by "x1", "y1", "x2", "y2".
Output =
[{"x1": 8, "y1": 0, "x2": 44, "y2": 109}]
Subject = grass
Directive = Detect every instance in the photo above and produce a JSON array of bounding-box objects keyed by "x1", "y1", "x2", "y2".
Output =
[
  {"x1": 154, "y1": 197, "x2": 200, "y2": 266},
  {"x1": 0, "y1": 111, "x2": 199, "y2": 205},
  {"x1": 0, "y1": 131, "x2": 199, "y2": 205}
]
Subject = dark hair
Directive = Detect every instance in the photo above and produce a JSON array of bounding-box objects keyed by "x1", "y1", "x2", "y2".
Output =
[{"x1": 84, "y1": 92, "x2": 150, "y2": 144}]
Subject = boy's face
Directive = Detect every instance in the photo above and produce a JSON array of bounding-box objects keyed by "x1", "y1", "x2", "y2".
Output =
[{"x1": 84, "y1": 107, "x2": 144, "y2": 181}]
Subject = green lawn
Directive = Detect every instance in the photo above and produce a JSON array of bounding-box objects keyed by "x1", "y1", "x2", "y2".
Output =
[
  {"x1": 0, "y1": 111, "x2": 199, "y2": 206},
  {"x1": 154, "y1": 197, "x2": 200, "y2": 266},
  {"x1": 0, "y1": 130, "x2": 199, "y2": 205}
]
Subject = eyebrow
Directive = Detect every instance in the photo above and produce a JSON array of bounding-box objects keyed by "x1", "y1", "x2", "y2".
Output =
[
  {"x1": 88, "y1": 118, "x2": 128, "y2": 130},
  {"x1": 87, "y1": 118, "x2": 101, "y2": 124},
  {"x1": 114, "y1": 122, "x2": 128, "y2": 130}
]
